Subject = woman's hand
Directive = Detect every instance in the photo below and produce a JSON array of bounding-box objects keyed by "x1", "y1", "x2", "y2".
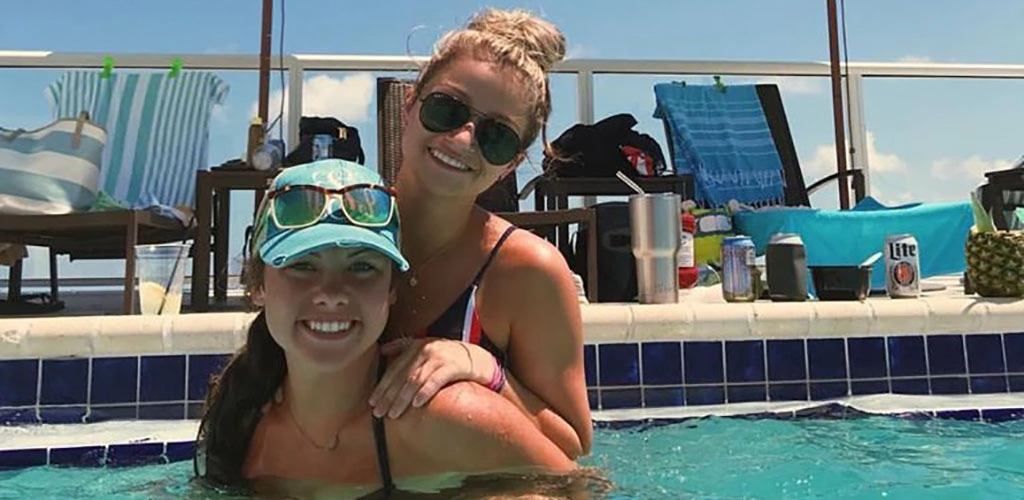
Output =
[{"x1": 370, "y1": 338, "x2": 497, "y2": 419}]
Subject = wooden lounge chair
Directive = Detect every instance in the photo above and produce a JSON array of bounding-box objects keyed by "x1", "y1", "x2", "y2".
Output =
[{"x1": 0, "y1": 70, "x2": 228, "y2": 315}]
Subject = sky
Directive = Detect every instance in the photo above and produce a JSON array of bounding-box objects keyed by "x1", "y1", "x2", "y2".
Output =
[{"x1": 3, "y1": 0, "x2": 1024, "y2": 281}]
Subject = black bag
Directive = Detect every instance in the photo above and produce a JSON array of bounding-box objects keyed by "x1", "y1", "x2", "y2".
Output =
[
  {"x1": 285, "y1": 116, "x2": 365, "y2": 166},
  {"x1": 570, "y1": 202, "x2": 637, "y2": 302},
  {"x1": 542, "y1": 113, "x2": 668, "y2": 179}
]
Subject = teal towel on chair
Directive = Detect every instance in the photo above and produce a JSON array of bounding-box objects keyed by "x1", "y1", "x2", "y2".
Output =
[
  {"x1": 653, "y1": 83, "x2": 786, "y2": 207},
  {"x1": 733, "y1": 197, "x2": 974, "y2": 290},
  {"x1": 46, "y1": 70, "x2": 229, "y2": 209}
]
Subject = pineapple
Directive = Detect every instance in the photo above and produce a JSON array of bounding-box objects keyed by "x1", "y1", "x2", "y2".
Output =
[{"x1": 965, "y1": 192, "x2": 1024, "y2": 298}]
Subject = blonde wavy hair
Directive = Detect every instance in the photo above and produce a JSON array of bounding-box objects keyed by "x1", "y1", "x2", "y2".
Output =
[{"x1": 413, "y1": 8, "x2": 567, "y2": 157}]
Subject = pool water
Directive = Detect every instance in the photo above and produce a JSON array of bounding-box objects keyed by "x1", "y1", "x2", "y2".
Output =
[{"x1": 2, "y1": 416, "x2": 1023, "y2": 499}]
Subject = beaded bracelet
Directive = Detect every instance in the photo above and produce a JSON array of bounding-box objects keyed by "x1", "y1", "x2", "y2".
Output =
[{"x1": 486, "y1": 355, "x2": 506, "y2": 393}]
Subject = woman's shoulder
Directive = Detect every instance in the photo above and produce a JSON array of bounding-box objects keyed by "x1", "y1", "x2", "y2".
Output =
[
  {"x1": 479, "y1": 213, "x2": 578, "y2": 300},
  {"x1": 391, "y1": 381, "x2": 573, "y2": 472}
]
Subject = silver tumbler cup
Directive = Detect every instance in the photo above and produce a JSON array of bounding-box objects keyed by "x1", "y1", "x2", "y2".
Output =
[{"x1": 629, "y1": 193, "x2": 681, "y2": 304}]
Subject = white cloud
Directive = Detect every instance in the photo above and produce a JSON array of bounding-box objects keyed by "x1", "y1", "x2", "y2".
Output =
[
  {"x1": 210, "y1": 104, "x2": 229, "y2": 124},
  {"x1": 249, "y1": 73, "x2": 375, "y2": 132},
  {"x1": 930, "y1": 155, "x2": 1014, "y2": 183},
  {"x1": 897, "y1": 55, "x2": 933, "y2": 63},
  {"x1": 803, "y1": 131, "x2": 907, "y2": 180},
  {"x1": 566, "y1": 43, "x2": 596, "y2": 59},
  {"x1": 754, "y1": 76, "x2": 823, "y2": 94}
]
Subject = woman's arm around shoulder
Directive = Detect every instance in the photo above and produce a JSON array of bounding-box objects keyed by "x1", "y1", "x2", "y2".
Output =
[
  {"x1": 483, "y1": 226, "x2": 593, "y2": 455},
  {"x1": 401, "y1": 381, "x2": 576, "y2": 474}
]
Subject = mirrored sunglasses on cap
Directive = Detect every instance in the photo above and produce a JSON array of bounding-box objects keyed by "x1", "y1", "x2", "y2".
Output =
[{"x1": 265, "y1": 183, "x2": 396, "y2": 230}]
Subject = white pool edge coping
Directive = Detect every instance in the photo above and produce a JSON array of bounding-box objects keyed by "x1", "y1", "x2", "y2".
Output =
[{"x1": 2, "y1": 295, "x2": 1023, "y2": 359}]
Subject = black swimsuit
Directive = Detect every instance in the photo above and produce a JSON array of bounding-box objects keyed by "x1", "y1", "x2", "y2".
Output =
[
  {"x1": 414, "y1": 226, "x2": 517, "y2": 367},
  {"x1": 370, "y1": 355, "x2": 395, "y2": 498}
]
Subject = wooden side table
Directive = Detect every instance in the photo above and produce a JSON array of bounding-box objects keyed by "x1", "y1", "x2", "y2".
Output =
[{"x1": 191, "y1": 167, "x2": 277, "y2": 312}]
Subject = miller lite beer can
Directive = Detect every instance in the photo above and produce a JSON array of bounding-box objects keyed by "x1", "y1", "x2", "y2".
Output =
[{"x1": 884, "y1": 234, "x2": 920, "y2": 298}]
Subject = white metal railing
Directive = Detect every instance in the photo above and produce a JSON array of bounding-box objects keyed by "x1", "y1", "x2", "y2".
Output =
[
  {"x1": 7, "y1": 49, "x2": 1024, "y2": 195},
  {"x1": 5, "y1": 50, "x2": 1024, "y2": 286}
]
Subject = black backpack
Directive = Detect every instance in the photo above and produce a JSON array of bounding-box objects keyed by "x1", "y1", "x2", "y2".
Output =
[
  {"x1": 285, "y1": 116, "x2": 365, "y2": 166},
  {"x1": 542, "y1": 113, "x2": 668, "y2": 179}
]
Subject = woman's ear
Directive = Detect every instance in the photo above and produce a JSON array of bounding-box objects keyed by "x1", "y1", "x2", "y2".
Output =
[
  {"x1": 251, "y1": 285, "x2": 266, "y2": 308},
  {"x1": 402, "y1": 87, "x2": 416, "y2": 116}
]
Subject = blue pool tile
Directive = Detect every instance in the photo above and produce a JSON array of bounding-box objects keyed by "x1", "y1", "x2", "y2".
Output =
[
  {"x1": 847, "y1": 337, "x2": 887, "y2": 379},
  {"x1": 1004, "y1": 333, "x2": 1024, "y2": 372},
  {"x1": 1009, "y1": 376, "x2": 1024, "y2": 392},
  {"x1": 0, "y1": 359, "x2": 39, "y2": 407},
  {"x1": 39, "y1": 406, "x2": 87, "y2": 424},
  {"x1": 926, "y1": 335, "x2": 966, "y2": 375},
  {"x1": 87, "y1": 405, "x2": 138, "y2": 422},
  {"x1": 599, "y1": 388, "x2": 641, "y2": 409},
  {"x1": 139, "y1": 355, "x2": 186, "y2": 402},
  {"x1": 0, "y1": 448, "x2": 47, "y2": 469},
  {"x1": 139, "y1": 403, "x2": 186, "y2": 420},
  {"x1": 807, "y1": 338, "x2": 846, "y2": 380},
  {"x1": 584, "y1": 345, "x2": 596, "y2": 387},
  {"x1": 850, "y1": 380, "x2": 889, "y2": 395},
  {"x1": 766, "y1": 339, "x2": 806, "y2": 382},
  {"x1": 982, "y1": 408, "x2": 1024, "y2": 422},
  {"x1": 40, "y1": 358, "x2": 88, "y2": 405},
  {"x1": 187, "y1": 354, "x2": 229, "y2": 401},
  {"x1": 643, "y1": 387, "x2": 684, "y2": 407},
  {"x1": 725, "y1": 340, "x2": 765, "y2": 383},
  {"x1": 0, "y1": 408, "x2": 38, "y2": 425},
  {"x1": 106, "y1": 443, "x2": 166, "y2": 467},
  {"x1": 970, "y1": 376, "x2": 1008, "y2": 394},
  {"x1": 685, "y1": 385, "x2": 725, "y2": 406},
  {"x1": 935, "y1": 409, "x2": 981, "y2": 421},
  {"x1": 641, "y1": 342, "x2": 682, "y2": 385},
  {"x1": 726, "y1": 384, "x2": 766, "y2": 403},
  {"x1": 809, "y1": 381, "x2": 848, "y2": 400},
  {"x1": 49, "y1": 446, "x2": 106, "y2": 467},
  {"x1": 888, "y1": 336, "x2": 927, "y2": 377},
  {"x1": 768, "y1": 383, "x2": 808, "y2": 401},
  {"x1": 597, "y1": 344, "x2": 639, "y2": 386},
  {"x1": 91, "y1": 357, "x2": 138, "y2": 405},
  {"x1": 966, "y1": 334, "x2": 1005, "y2": 374},
  {"x1": 891, "y1": 378, "x2": 929, "y2": 394},
  {"x1": 929, "y1": 377, "x2": 968, "y2": 395},
  {"x1": 166, "y1": 441, "x2": 196, "y2": 463},
  {"x1": 683, "y1": 341, "x2": 723, "y2": 385}
]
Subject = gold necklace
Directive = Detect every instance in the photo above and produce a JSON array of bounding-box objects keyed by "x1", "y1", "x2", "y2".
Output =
[
  {"x1": 406, "y1": 231, "x2": 464, "y2": 288},
  {"x1": 283, "y1": 399, "x2": 340, "y2": 452}
]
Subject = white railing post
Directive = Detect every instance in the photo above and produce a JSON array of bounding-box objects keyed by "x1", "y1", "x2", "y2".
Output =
[
  {"x1": 846, "y1": 71, "x2": 871, "y2": 198},
  {"x1": 287, "y1": 60, "x2": 303, "y2": 149},
  {"x1": 576, "y1": 69, "x2": 597, "y2": 206}
]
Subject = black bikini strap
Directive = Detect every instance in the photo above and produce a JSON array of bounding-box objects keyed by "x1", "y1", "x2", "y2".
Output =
[
  {"x1": 372, "y1": 357, "x2": 395, "y2": 497},
  {"x1": 470, "y1": 225, "x2": 518, "y2": 286}
]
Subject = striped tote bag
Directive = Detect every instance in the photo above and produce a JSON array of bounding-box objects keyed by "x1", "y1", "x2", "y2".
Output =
[
  {"x1": 0, "y1": 112, "x2": 107, "y2": 214},
  {"x1": 46, "y1": 70, "x2": 230, "y2": 208}
]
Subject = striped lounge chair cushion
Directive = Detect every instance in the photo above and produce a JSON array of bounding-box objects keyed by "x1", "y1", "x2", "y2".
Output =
[{"x1": 46, "y1": 70, "x2": 229, "y2": 208}]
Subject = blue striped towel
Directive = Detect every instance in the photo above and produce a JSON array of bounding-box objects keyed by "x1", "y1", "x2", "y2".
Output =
[
  {"x1": 653, "y1": 83, "x2": 786, "y2": 208},
  {"x1": 46, "y1": 70, "x2": 229, "y2": 210}
]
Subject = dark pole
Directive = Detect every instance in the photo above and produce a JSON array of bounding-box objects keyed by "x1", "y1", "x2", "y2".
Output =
[
  {"x1": 826, "y1": 0, "x2": 851, "y2": 210},
  {"x1": 258, "y1": 0, "x2": 273, "y2": 126}
]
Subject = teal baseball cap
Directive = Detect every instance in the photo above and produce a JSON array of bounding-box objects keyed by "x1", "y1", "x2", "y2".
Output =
[{"x1": 251, "y1": 159, "x2": 409, "y2": 271}]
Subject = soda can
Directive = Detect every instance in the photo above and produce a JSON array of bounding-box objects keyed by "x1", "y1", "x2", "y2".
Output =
[
  {"x1": 884, "y1": 233, "x2": 920, "y2": 298},
  {"x1": 312, "y1": 134, "x2": 333, "y2": 161},
  {"x1": 721, "y1": 235, "x2": 757, "y2": 302}
]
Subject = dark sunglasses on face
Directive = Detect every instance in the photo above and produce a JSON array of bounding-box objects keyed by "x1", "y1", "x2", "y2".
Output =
[
  {"x1": 266, "y1": 184, "x2": 396, "y2": 230},
  {"x1": 418, "y1": 92, "x2": 523, "y2": 166}
]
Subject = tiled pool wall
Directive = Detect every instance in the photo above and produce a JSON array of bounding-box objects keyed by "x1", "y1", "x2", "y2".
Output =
[{"x1": 3, "y1": 331, "x2": 1024, "y2": 426}]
